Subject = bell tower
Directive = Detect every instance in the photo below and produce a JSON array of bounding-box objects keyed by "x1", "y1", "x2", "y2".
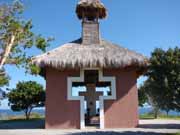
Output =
[{"x1": 76, "y1": 0, "x2": 107, "y2": 45}]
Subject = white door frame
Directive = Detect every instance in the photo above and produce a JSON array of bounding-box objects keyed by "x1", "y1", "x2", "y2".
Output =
[{"x1": 67, "y1": 68, "x2": 116, "y2": 129}]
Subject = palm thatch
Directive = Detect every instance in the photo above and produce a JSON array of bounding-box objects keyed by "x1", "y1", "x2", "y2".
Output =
[
  {"x1": 32, "y1": 39, "x2": 148, "y2": 75},
  {"x1": 76, "y1": 0, "x2": 107, "y2": 20}
]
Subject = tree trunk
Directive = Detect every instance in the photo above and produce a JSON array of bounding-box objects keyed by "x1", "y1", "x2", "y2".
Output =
[
  {"x1": 154, "y1": 111, "x2": 158, "y2": 119},
  {"x1": 0, "y1": 35, "x2": 15, "y2": 69},
  {"x1": 27, "y1": 107, "x2": 33, "y2": 120},
  {"x1": 25, "y1": 110, "x2": 29, "y2": 120},
  {"x1": 24, "y1": 107, "x2": 33, "y2": 120},
  {"x1": 25, "y1": 112, "x2": 30, "y2": 120},
  {"x1": 166, "y1": 110, "x2": 169, "y2": 116},
  {"x1": 154, "y1": 108, "x2": 159, "y2": 119}
]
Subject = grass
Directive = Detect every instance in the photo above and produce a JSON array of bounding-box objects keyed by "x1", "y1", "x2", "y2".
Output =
[
  {"x1": 166, "y1": 133, "x2": 180, "y2": 135},
  {"x1": 0, "y1": 118, "x2": 45, "y2": 129},
  {"x1": 9, "y1": 112, "x2": 44, "y2": 119},
  {"x1": 0, "y1": 118, "x2": 44, "y2": 123},
  {"x1": 140, "y1": 114, "x2": 155, "y2": 119},
  {"x1": 0, "y1": 115, "x2": 44, "y2": 124},
  {"x1": 159, "y1": 115, "x2": 180, "y2": 120},
  {"x1": 0, "y1": 112, "x2": 45, "y2": 123},
  {"x1": 140, "y1": 114, "x2": 180, "y2": 120},
  {"x1": 0, "y1": 113, "x2": 45, "y2": 129}
]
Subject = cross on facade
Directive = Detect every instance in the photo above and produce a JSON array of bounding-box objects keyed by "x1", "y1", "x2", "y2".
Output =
[
  {"x1": 79, "y1": 84, "x2": 103, "y2": 116},
  {"x1": 68, "y1": 69, "x2": 116, "y2": 129}
]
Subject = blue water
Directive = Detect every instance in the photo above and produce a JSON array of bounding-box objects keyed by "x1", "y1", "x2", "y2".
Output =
[
  {"x1": 139, "y1": 107, "x2": 180, "y2": 116},
  {"x1": 0, "y1": 108, "x2": 179, "y2": 117},
  {"x1": 0, "y1": 109, "x2": 45, "y2": 117}
]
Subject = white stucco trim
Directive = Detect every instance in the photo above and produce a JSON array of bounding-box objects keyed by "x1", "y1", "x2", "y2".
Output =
[
  {"x1": 67, "y1": 70, "x2": 85, "y2": 129},
  {"x1": 67, "y1": 69, "x2": 116, "y2": 129},
  {"x1": 98, "y1": 70, "x2": 116, "y2": 129}
]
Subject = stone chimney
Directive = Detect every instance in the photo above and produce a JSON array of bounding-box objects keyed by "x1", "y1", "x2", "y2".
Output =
[
  {"x1": 76, "y1": 0, "x2": 107, "y2": 45},
  {"x1": 82, "y1": 21, "x2": 100, "y2": 45}
]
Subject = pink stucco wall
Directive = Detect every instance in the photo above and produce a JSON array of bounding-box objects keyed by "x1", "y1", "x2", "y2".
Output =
[
  {"x1": 45, "y1": 68, "x2": 80, "y2": 129},
  {"x1": 104, "y1": 69, "x2": 139, "y2": 128},
  {"x1": 45, "y1": 68, "x2": 138, "y2": 129}
]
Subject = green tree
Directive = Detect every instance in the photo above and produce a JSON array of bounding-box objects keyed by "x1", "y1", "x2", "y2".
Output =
[
  {"x1": 144, "y1": 47, "x2": 180, "y2": 116},
  {"x1": 138, "y1": 84, "x2": 148, "y2": 107},
  {"x1": 0, "y1": 0, "x2": 52, "y2": 85},
  {"x1": 0, "y1": 88, "x2": 6, "y2": 105},
  {"x1": 8, "y1": 81, "x2": 45, "y2": 120},
  {"x1": 0, "y1": 69, "x2": 9, "y2": 87},
  {"x1": 139, "y1": 80, "x2": 161, "y2": 118}
]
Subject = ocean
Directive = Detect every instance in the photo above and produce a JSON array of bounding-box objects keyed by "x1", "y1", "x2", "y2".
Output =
[{"x1": 0, "y1": 107, "x2": 179, "y2": 117}]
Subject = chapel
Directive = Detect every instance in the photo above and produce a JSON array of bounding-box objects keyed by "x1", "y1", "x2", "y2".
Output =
[{"x1": 33, "y1": 0, "x2": 148, "y2": 129}]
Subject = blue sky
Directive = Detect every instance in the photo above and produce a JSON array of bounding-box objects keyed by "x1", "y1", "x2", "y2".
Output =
[{"x1": 1, "y1": 0, "x2": 180, "y2": 109}]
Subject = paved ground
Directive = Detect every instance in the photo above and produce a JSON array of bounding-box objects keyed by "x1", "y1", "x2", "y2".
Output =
[
  {"x1": 0, "y1": 119, "x2": 179, "y2": 135},
  {"x1": 139, "y1": 119, "x2": 180, "y2": 129}
]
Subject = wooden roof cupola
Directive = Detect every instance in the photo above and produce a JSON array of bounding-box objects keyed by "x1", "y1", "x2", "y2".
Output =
[{"x1": 76, "y1": 0, "x2": 107, "y2": 45}]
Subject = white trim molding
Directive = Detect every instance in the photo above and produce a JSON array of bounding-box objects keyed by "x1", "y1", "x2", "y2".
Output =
[{"x1": 67, "y1": 69, "x2": 116, "y2": 129}]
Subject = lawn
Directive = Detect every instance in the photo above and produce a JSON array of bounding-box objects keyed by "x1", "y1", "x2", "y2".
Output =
[
  {"x1": 167, "y1": 133, "x2": 180, "y2": 135},
  {"x1": 0, "y1": 118, "x2": 45, "y2": 129},
  {"x1": 0, "y1": 113, "x2": 45, "y2": 129},
  {"x1": 0, "y1": 112, "x2": 179, "y2": 130},
  {"x1": 140, "y1": 114, "x2": 180, "y2": 120}
]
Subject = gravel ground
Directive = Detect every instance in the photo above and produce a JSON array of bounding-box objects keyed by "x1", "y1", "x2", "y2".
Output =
[{"x1": 0, "y1": 119, "x2": 179, "y2": 135}]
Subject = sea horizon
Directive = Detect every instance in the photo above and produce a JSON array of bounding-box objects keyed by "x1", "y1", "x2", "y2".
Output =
[{"x1": 0, "y1": 107, "x2": 179, "y2": 118}]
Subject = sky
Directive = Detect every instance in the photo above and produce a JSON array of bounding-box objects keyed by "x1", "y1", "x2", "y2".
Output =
[{"x1": 1, "y1": 0, "x2": 180, "y2": 109}]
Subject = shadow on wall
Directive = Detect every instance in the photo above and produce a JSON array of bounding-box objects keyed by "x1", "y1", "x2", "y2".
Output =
[
  {"x1": 68, "y1": 131, "x2": 170, "y2": 135},
  {"x1": 103, "y1": 70, "x2": 139, "y2": 127}
]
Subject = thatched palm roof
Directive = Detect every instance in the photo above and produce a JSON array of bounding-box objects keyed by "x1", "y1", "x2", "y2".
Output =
[
  {"x1": 32, "y1": 1, "x2": 148, "y2": 76},
  {"x1": 76, "y1": 0, "x2": 107, "y2": 20},
  {"x1": 32, "y1": 38, "x2": 148, "y2": 75}
]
